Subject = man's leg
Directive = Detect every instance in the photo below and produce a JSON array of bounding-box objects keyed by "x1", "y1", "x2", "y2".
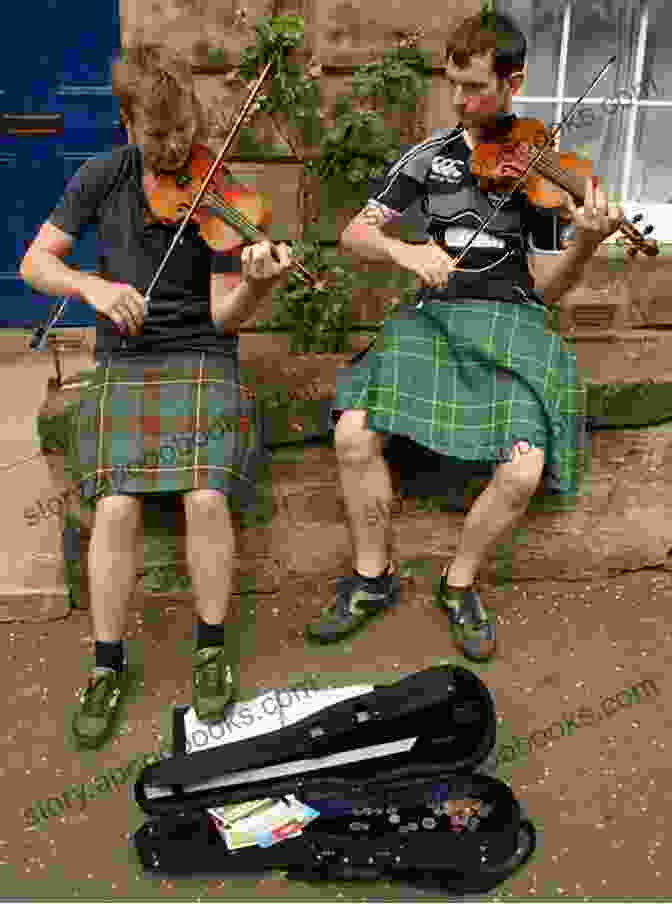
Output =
[
  {"x1": 305, "y1": 410, "x2": 401, "y2": 643},
  {"x1": 183, "y1": 489, "x2": 236, "y2": 624},
  {"x1": 334, "y1": 409, "x2": 395, "y2": 577},
  {"x1": 438, "y1": 440, "x2": 544, "y2": 662},
  {"x1": 443, "y1": 440, "x2": 545, "y2": 587},
  {"x1": 73, "y1": 494, "x2": 144, "y2": 748},
  {"x1": 88, "y1": 495, "x2": 144, "y2": 640},
  {"x1": 183, "y1": 489, "x2": 237, "y2": 721}
]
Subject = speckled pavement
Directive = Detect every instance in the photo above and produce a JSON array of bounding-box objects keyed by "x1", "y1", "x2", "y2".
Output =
[{"x1": 2, "y1": 564, "x2": 670, "y2": 900}]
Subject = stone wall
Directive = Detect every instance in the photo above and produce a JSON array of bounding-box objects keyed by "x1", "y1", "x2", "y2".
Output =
[{"x1": 115, "y1": 0, "x2": 671, "y2": 334}]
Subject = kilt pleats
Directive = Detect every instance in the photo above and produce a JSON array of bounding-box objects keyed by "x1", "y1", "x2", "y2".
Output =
[
  {"x1": 332, "y1": 297, "x2": 589, "y2": 499},
  {"x1": 66, "y1": 350, "x2": 270, "y2": 511}
]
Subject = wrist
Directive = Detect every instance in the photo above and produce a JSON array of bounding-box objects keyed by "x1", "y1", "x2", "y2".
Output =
[
  {"x1": 77, "y1": 272, "x2": 103, "y2": 305},
  {"x1": 387, "y1": 238, "x2": 413, "y2": 268}
]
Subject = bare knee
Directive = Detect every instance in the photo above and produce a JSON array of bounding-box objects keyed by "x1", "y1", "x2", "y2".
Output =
[
  {"x1": 493, "y1": 442, "x2": 545, "y2": 507},
  {"x1": 183, "y1": 489, "x2": 230, "y2": 522},
  {"x1": 334, "y1": 410, "x2": 385, "y2": 466},
  {"x1": 94, "y1": 494, "x2": 143, "y2": 536}
]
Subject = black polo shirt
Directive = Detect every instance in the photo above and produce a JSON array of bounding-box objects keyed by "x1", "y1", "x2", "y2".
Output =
[{"x1": 48, "y1": 144, "x2": 243, "y2": 359}]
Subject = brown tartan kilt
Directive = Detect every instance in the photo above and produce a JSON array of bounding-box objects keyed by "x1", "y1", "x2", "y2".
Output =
[{"x1": 65, "y1": 349, "x2": 271, "y2": 515}]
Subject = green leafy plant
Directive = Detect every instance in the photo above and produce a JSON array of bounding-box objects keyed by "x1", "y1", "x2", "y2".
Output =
[
  {"x1": 316, "y1": 43, "x2": 431, "y2": 204},
  {"x1": 261, "y1": 240, "x2": 357, "y2": 354},
  {"x1": 349, "y1": 44, "x2": 432, "y2": 112},
  {"x1": 206, "y1": 15, "x2": 431, "y2": 351},
  {"x1": 314, "y1": 97, "x2": 402, "y2": 207},
  {"x1": 236, "y1": 14, "x2": 322, "y2": 148}
]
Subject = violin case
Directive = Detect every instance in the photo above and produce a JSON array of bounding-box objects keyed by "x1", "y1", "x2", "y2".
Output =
[{"x1": 132, "y1": 664, "x2": 536, "y2": 894}]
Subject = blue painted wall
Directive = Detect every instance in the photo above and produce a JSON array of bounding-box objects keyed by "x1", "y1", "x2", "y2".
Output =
[{"x1": 0, "y1": 0, "x2": 122, "y2": 327}]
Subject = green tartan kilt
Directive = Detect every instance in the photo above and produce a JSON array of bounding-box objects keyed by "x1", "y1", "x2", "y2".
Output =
[
  {"x1": 65, "y1": 350, "x2": 271, "y2": 514},
  {"x1": 332, "y1": 297, "x2": 590, "y2": 501}
]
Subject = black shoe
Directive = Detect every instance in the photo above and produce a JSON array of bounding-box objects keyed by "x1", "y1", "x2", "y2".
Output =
[
  {"x1": 436, "y1": 575, "x2": 497, "y2": 662},
  {"x1": 305, "y1": 567, "x2": 401, "y2": 644}
]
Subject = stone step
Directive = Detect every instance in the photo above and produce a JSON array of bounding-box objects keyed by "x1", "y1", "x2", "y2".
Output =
[
  {"x1": 28, "y1": 352, "x2": 672, "y2": 614},
  {"x1": 55, "y1": 421, "x2": 672, "y2": 611}
]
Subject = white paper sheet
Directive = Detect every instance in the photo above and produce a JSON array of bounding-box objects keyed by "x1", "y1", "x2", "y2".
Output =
[{"x1": 183, "y1": 684, "x2": 375, "y2": 754}]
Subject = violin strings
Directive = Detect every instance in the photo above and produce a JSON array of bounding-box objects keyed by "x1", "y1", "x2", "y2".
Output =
[
  {"x1": 200, "y1": 187, "x2": 315, "y2": 282},
  {"x1": 533, "y1": 152, "x2": 584, "y2": 197},
  {"x1": 203, "y1": 188, "x2": 265, "y2": 242},
  {"x1": 532, "y1": 154, "x2": 640, "y2": 238}
]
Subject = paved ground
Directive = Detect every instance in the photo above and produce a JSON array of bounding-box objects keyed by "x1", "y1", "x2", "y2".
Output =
[
  {"x1": 2, "y1": 565, "x2": 670, "y2": 900},
  {"x1": 2, "y1": 332, "x2": 671, "y2": 900},
  {"x1": 0, "y1": 334, "x2": 94, "y2": 607}
]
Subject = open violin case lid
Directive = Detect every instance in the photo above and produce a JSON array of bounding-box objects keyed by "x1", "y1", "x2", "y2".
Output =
[{"x1": 132, "y1": 664, "x2": 536, "y2": 895}]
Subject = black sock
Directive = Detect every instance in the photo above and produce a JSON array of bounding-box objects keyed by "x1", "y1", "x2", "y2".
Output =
[
  {"x1": 354, "y1": 562, "x2": 392, "y2": 587},
  {"x1": 196, "y1": 616, "x2": 226, "y2": 651},
  {"x1": 95, "y1": 640, "x2": 125, "y2": 673}
]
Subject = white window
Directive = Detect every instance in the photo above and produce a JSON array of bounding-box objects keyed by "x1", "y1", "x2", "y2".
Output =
[{"x1": 510, "y1": 0, "x2": 672, "y2": 245}]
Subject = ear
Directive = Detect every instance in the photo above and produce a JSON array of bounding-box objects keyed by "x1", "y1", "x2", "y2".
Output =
[{"x1": 508, "y1": 68, "x2": 526, "y2": 97}]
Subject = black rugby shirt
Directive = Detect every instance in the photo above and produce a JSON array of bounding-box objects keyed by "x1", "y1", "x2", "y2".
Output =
[
  {"x1": 48, "y1": 144, "x2": 243, "y2": 359},
  {"x1": 368, "y1": 125, "x2": 570, "y2": 299}
]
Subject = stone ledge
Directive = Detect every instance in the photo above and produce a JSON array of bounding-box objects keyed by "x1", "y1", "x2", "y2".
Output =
[
  {"x1": 66, "y1": 423, "x2": 672, "y2": 608},
  {"x1": 0, "y1": 589, "x2": 70, "y2": 622},
  {"x1": 32, "y1": 356, "x2": 672, "y2": 609}
]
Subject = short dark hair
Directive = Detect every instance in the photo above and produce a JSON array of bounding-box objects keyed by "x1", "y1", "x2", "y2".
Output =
[{"x1": 445, "y1": 10, "x2": 527, "y2": 82}]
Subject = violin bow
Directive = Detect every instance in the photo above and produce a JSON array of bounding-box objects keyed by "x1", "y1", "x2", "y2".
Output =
[
  {"x1": 31, "y1": 52, "x2": 281, "y2": 351},
  {"x1": 30, "y1": 296, "x2": 72, "y2": 350},
  {"x1": 141, "y1": 54, "x2": 279, "y2": 310},
  {"x1": 417, "y1": 54, "x2": 618, "y2": 309},
  {"x1": 386, "y1": 55, "x2": 621, "y2": 483}
]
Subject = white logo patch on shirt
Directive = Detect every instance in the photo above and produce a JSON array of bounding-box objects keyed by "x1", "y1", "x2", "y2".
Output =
[
  {"x1": 429, "y1": 156, "x2": 465, "y2": 183},
  {"x1": 443, "y1": 226, "x2": 506, "y2": 250}
]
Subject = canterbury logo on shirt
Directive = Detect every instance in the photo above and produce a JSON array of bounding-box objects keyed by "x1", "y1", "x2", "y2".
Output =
[{"x1": 429, "y1": 156, "x2": 465, "y2": 183}]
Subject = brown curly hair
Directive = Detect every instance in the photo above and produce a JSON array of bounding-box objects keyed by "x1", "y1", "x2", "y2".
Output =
[{"x1": 111, "y1": 43, "x2": 207, "y2": 140}]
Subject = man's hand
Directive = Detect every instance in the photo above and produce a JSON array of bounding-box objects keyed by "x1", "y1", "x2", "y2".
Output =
[
  {"x1": 241, "y1": 240, "x2": 293, "y2": 287},
  {"x1": 392, "y1": 239, "x2": 459, "y2": 289},
  {"x1": 84, "y1": 277, "x2": 146, "y2": 336},
  {"x1": 562, "y1": 176, "x2": 624, "y2": 248}
]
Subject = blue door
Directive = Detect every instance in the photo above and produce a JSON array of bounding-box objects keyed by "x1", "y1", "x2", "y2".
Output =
[{"x1": 0, "y1": 0, "x2": 122, "y2": 327}]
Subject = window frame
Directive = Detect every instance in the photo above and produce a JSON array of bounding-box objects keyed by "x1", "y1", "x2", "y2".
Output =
[{"x1": 512, "y1": 0, "x2": 672, "y2": 246}]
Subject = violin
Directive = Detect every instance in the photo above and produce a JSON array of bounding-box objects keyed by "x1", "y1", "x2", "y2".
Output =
[
  {"x1": 470, "y1": 114, "x2": 658, "y2": 259},
  {"x1": 146, "y1": 142, "x2": 322, "y2": 286}
]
